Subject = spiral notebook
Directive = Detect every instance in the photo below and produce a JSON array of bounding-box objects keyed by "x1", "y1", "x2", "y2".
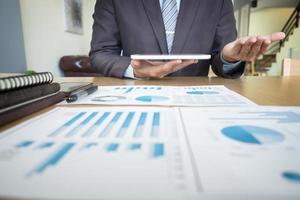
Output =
[{"x1": 0, "y1": 72, "x2": 53, "y2": 92}]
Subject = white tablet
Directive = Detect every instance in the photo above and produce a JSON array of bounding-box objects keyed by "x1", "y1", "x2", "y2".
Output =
[{"x1": 131, "y1": 54, "x2": 211, "y2": 60}]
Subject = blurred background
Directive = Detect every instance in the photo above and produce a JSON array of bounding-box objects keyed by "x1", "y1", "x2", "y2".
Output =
[{"x1": 0, "y1": 0, "x2": 299, "y2": 77}]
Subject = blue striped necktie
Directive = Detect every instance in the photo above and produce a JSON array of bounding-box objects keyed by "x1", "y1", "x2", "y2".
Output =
[{"x1": 162, "y1": 0, "x2": 178, "y2": 54}]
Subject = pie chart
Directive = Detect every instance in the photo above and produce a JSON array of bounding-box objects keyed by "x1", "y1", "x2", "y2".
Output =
[
  {"x1": 221, "y1": 125, "x2": 284, "y2": 144},
  {"x1": 135, "y1": 95, "x2": 169, "y2": 103},
  {"x1": 186, "y1": 91, "x2": 219, "y2": 95},
  {"x1": 282, "y1": 171, "x2": 300, "y2": 183}
]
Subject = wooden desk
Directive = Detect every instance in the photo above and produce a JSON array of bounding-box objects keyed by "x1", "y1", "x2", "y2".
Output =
[
  {"x1": 56, "y1": 76, "x2": 300, "y2": 106},
  {"x1": 1, "y1": 76, "x2": 300, "y2": 132}
]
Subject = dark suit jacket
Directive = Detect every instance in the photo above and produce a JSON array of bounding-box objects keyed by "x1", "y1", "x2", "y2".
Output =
[{"x1": 90, "y1": 0, "x2": 245, "y2": 78}]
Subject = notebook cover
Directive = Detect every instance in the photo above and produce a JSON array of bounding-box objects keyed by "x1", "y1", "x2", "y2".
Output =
[
  {"x1": 0, "y1": 83, "x2": 60, "y2": 109},
  {"x1": 0, "y1": 92, "x2": 65, "y2": 127}
]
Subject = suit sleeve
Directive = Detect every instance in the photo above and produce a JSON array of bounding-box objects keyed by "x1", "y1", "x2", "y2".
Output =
[
  {"x1": 211, "y1": 0, "x2": 245, "y2": 79},
  {"x1": 89, "y1": 0, "x2": 131, "y2": 78}
]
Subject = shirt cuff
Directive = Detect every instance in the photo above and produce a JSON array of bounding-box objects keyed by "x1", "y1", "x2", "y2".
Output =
[
  {"x1": 220, "y1": 52, "x2": 242, "y2": 73},
  {"x1": 123, "y1": 65, "x2": 136, "y2": 79}
]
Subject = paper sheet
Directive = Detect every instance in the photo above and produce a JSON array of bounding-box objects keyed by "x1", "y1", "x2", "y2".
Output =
[
  {"x1": 61, "y1": 85, "x2": 256, "y2": 107},
  {"x1": 0, "y1": 107, "x2": 199, "y2": 200},
  {"x1": 1, "y1": 106, "x2": 300, "y2": 199},
  {"x1": 179, "y1": 106, "x2": 300, "y2": 197}
]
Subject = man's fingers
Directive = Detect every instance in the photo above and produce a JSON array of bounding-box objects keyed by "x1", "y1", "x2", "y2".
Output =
[
  {"x1": 172, "y1": 60, "x2": 197, "y2": 72},
  {"x1": 246, "y1": 38, "x2": 264, "y2": 61},
  {"x1": 255, "y1": 32, "x2": 285, "y2": 55},
  {"x1": 239, "y1": 37, "x2": 257, "y2": 60},
  {"x1": 132, "y1": 59, "x2": 197, "y2": 78},
  {"x1": 270, "y1": 32, "x2": 286, "y2": 42},
  {"x1": 222, "y1": 37, "x2": 250, "y2": 62},
  {"x1": 232, "y1": 39, "x2": 244, "y2": 54},
  {"x1": 131, "y1": 60, "x2": 142, "y2": 68},
  {"x1": 150, "y1": 59, "x2": 197, "y2": 78},
  {"x1": 259, "y1": 32, "x2": 285, "y2": 43},
  {"x1": 145, "y1": 60, "x2": 181, "y2": 78},
  {"x1": 258, "y1": 39, "x2": 271, "y2": 55},
  {"x1": 224, "y1": 38, "x2": 244, "y2": 58},
  {"x1": 147, "y1": 61, "x2": 166, "y2": 66},
  {"x1": 159, "y1": 60, "x2": 183, "y2": 76}
]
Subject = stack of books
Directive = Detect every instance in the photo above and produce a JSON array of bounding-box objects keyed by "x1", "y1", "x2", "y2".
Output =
[{"x1": 0, "y1": 72, "x2": 65, "y2": 126}]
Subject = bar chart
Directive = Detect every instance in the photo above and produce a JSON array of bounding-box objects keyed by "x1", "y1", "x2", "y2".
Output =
[
  {"x1": 184, "y1": 86, "x2": 221, "y2": 95},
  {"x1": 114, "y1": 86, "x2": 162, "y2": 94},
  {"x1": 0, "y1": 107, "x2": 198, "y2": 200},
  {"x1": 212, "y1": 111, "x2": 300, "y2": 124},
  {"x1": 48, "y1": 110, "x2": 163, "y2": 139}
]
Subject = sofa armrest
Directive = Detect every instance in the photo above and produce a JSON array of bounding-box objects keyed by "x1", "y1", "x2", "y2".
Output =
[{"x1": 59, "y1": 55, "x2": 103, "y2": 77}]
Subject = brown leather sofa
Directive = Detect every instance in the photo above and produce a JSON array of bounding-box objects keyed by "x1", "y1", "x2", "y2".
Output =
[{"x1": 59, "y1": 55, "x2": 103, "y2": 77}]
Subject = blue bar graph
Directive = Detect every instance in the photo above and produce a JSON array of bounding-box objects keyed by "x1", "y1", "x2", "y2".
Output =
[
  {"x1": 82, "y1": 112, "x2": 110, "y2": 137},
  {"x1": 213, "y1": 111, "x2": 300, "y2": 124},
  {"x1": 115, "y1": 86, "x2": 163, "y2": 93},
  {"x1": 106, "y1": 143, "x2": 119, "y2": 152},
  {"x1": 66, "y1": 112, "x2": 98, "y2": 137},
  {"x1": 99, "y1": 112, "x2": 123, "y2": 137},
  {"x1": 116, "y1": 112, "x2": 135, "y2": 137},
  {"x1": 82, "y1": 143, "x2": 98, "y2": 150},
  {"x1": 151, "y1": 112, "x2": 160, "y2": 137},
  {"x1": 37, "y1": 142, "x2": 54, "y2": 150},
  {"x1": 29, "y1": 143, "x2": 75, "y2": 175},
  {"x1": 16, "y1": 140, "x2": 34, "y2": 148},
  {"x1": 152, "y1": 143, "x2": 164, "y2": 158},
  {"x1": 130, "y1": 143, "x2": 142, "y2": 150},
  {"x1": 133, "y1": 112, "x2": 147, "y2": 138},
  {"x1": 124, "y1": 87, "x2": 134, "y2": 94},
  {"x1": 48, "y1": 112, "x2": 86, "y2": 137},
  {"x1": 243, "y1": 111, "x2": 300, "y2": 123}
]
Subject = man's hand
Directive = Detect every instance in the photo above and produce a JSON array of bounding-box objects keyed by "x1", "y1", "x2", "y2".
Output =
[
  {"x1": 131, "y1": 59, "x2": 198, "y2": 78},
  {"x1": 222, "y1": 32, "x2": 286, "y2": 62}
]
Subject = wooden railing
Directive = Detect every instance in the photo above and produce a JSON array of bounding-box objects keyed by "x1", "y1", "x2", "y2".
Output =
[
  {"x1": 254, "y1": 2, "x2": 300, "y2": 75},
  {"x1": 267, "y1": 2, "x2": 300, "y2": 55}
]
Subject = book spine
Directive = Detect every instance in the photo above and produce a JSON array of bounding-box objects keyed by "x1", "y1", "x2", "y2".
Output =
[
  {"x1": 0, "y1": 83, "x2": 61, "y2": 109},
  {"x1": 0, "y1": 92, "x2": 65, "y2": 127},
  {"x1": 0, "y1": 72, "x2": 53, "y2": 92}
]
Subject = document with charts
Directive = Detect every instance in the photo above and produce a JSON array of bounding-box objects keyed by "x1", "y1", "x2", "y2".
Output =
[
  {"x1": 0, "y1": 106, "x2": 300, "y2": 199},
  {"x1": 63, "y1": 85, "x2": 256, "y2": 107},
  {"x1": 0, "y1": 107, "x2": 199, "y2": 200},
  {"x1": 179, "y1": 106, "x2": 300, "y2": 199}
]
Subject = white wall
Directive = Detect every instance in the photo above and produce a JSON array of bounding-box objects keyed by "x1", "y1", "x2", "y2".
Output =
[
  {"x1": 249, "y1": 8, "x2": 294, "y2": 36},
  {"x1": 269, "y1": 27, "x2": 300, "y2": 76},
  {"x1": 20, "y1": 0, "x2": 96, "y2": 76}
]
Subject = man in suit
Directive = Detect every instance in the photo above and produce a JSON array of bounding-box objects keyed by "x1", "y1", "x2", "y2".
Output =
[{"x1": 90, "y1": 0, "x2": 285, "y2": 79}]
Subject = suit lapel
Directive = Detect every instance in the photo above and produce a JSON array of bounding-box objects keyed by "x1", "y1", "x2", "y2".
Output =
[
  {"x1": 171, "y1": 0, "x2": 201, "y2": 54},
  {"x1": 141, "y1": 0, "x2": 168, "y2": 54}
]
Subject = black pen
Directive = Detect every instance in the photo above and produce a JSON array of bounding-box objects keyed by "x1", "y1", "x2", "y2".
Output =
[{"x1": 67, "y1": 85, "x2": 98, "y2": 103}]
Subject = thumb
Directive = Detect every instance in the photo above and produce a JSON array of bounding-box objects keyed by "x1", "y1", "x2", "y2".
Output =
[{"x1": 131, "y1": 60, "x2": 142, "y2": 68}]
